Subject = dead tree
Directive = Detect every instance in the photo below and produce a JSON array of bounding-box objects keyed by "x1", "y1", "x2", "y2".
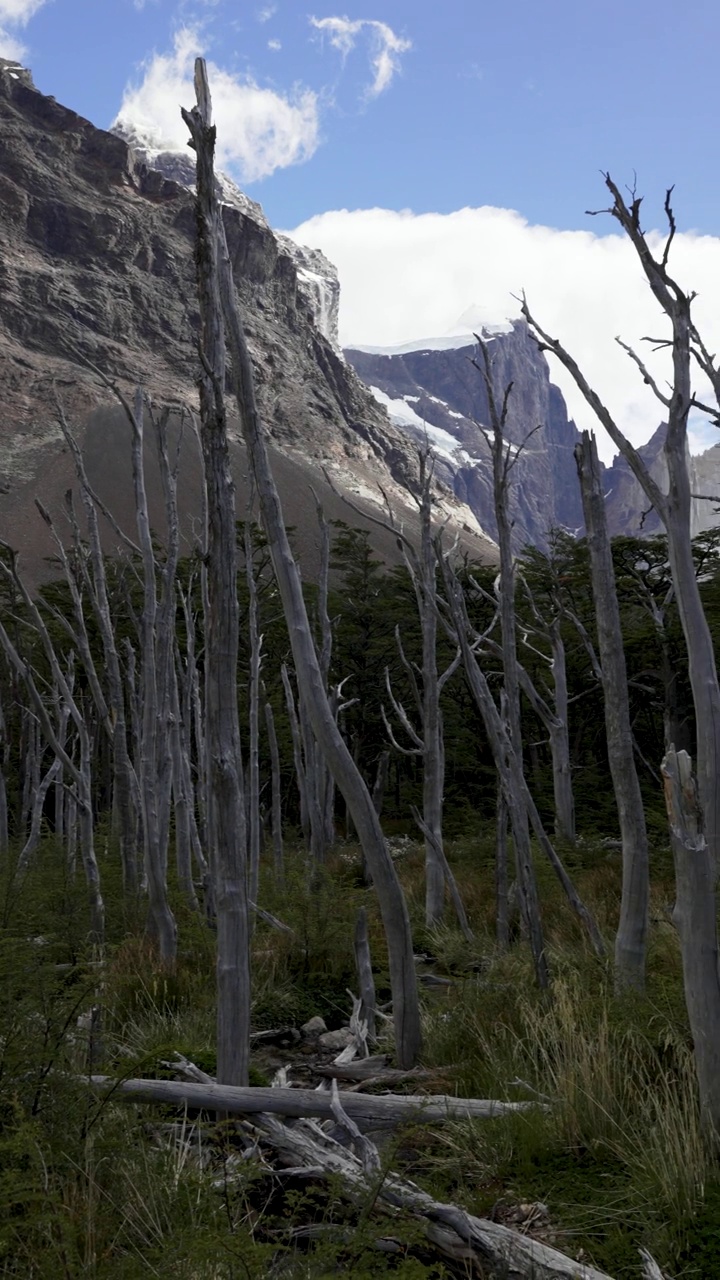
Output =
[
  {"x1": 128, "y1": 395, "x2": 178, "y2": 964},
  {"x1": 662, "y1": 748, "x2": 720, "y2": 1134},
  {"x1": 263, "y1": 698, "x2": 284, "y2": 884},
  {"x1": 575, "y1": 431, "x2": 649, "y2": 990},
  {"x1": 522, "y1": 176, "x2": 720, "y2": 879},
  {"x1": 0, "y1": 549, "x2": 104, "y2": 943},
  {"x1": 0, "y1": 682, "x2": 9, "y2": 859},
  {"x1": 440, "y1": 555, "x2": 604, "y2": 965},
  {"x1": 244, "y1": 520, "x2": 263, "y2": 907},
  {"x1": 56, "y1": 407, "x2": 140, "y2": 895},
  {"x1": 515, "y1": 570, "x2": 576, "y2": 844},
  {"x1": 182, "y1": 59, "x2": 421, "y2": 1068},
  {"x1": 182, "y1": 66, "x2": 251, "y2": 1088},
  {"x1": 470, "y1": 342, "x2": 548, "y2": 982},
  {"x1": 380, "y1": 450, "x2": 463, "y2": 927}
]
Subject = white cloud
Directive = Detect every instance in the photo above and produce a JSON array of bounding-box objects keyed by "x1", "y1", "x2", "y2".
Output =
[
  {"x1": 257, "y1": 4, "x2": 276, "y2": 21},
  {"x1": 310, "y1": 15, "x2": 411, "y2": 98},
  {"x1": 113, "y1": 27, "x2": 319, "y2": 183},
  {"x1": 0, "y1": 0, "x2": 45, "y2": 19},
  {"x1": 0, "y1": 0, "x2": 47, "y2": 59},
  {"x1": 284, "y1": 204, "x2": 720, "y2": 461},
  {"x1": 0, "y1": 29, "x2": 25, "y2": 57},
  {"x1": 268, "y1": 38, "x2": 281, "y2": 51}
]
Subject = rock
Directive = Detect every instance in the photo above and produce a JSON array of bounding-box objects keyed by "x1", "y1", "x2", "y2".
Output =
[
  {"x1": 0, "y1": 61, "x2": 496, "y2": 584},
  {"x1": 300, "y1": 1016, "x2": 327, "y2": 1037},
  {"x1": 346, "y1": 322, "x2": 586, "y2": 552},
  {"x1": 317, "y1": 1027, "x2": 354, "y2": 1052}
]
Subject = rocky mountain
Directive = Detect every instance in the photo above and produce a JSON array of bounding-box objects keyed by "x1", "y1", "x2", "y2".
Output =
[
  {"x1": 347, "y1": 328, "x2": 720, "y2": 551},
  {"x1": 0, "y1": 60, "x2": 495, "y2": 583},
  {"x1": 346, "y1": 320, "x2": 585, "y2": 551}
]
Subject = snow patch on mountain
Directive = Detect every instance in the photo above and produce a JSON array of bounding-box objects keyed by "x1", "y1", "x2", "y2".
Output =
[{"x1": 368, "y1": 386, "x2": 483, "y2": 468}]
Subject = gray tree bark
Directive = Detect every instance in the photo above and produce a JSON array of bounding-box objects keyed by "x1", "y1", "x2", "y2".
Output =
[
  {"x1": 575, "y1": 431, "x2": 649, "y2": 989},
  {"x1": 244, "y1": 521, "x2": 263, "y2": 907},
  {"x1": 264, "y1": 699, "x2": 284, "y2": 885},
  {"x1": 471, "y1": 344, "x2": 547, "y2": 984},
  {"x1": 0, "y1": 556, "x2": 104, "y2": 943},
  {"x1": 662, "y1": 748, "x2": 720, "y2": 1135},
  {"x1": 182, "y1": 64, "x2": 251, "y2": 1088},
  {"x1": 522, "y1": 177, "x2": 720, "y2": 878},
  {"x1": 184, "y1": 57, "x2": 420, "y2": 1067}
]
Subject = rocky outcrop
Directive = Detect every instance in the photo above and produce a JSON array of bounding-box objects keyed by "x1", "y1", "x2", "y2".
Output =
[
  {"x1": 0, "y1": 60, "x2": 495, "y2": 579},
  {"x1": 346, "y1": 322, "x2": 585, "y2": 551}
]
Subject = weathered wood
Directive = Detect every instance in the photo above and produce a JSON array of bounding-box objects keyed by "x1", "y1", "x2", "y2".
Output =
[
  {"x1": 90, "y1": 1075, "x2": 542, "y2": 1127},
  {"x1": 250, "y1": 1103, "x2": 614, "y2": 1280},
  {"x1": 523, "y1": 177, "x2": 720, "y2": 885},
  {"x1": 129, "y1": 393, "x2": 177, "y2": 963},
  {"x1": 472, "y1": 343, "x2": 547, "y2": 987},
  {"x1": 56, "y1": 409, "x2": 140, "y2": 894},
  {"x1": 202, "y1": 54, "x2": 421, "y2": 1067},
  {"x1": 576, "y1": 430, "x2": 649, "y2": 990},
  {"x1": 243, "y1": 520, "x2": 263, "y2": 911},
  {"x1": 353, "y1": 905, "x2": 377, "y2": 1043},
  {"x1": 0, "y1": 550, "x2": 104, "y2": 943},
  {"x1": 182, "y1": 61, "x2": 250, "y2": 1087},
  {"x1": 662, "y1": 747, "x2": 720, "y2": 1134},
  {"x1": 263, "y1": 700, "x2": 284, "y2": 884}
]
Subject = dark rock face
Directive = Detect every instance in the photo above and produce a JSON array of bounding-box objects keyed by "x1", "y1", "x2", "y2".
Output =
[
  {"x1": 603, "y1": 423, "x2": 668, "y2": 538},
  {"x1": 0, "y1": 61, "x2": 496, "y2": 578},
  {"x1": 346, "y1": 322, "x2": 586, "y2": 551}
]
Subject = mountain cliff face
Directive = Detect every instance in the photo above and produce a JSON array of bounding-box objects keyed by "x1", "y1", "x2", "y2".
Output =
[
  {"x1": 346, "y1": 322, "x2": 585, "y2": 551},
  {"x1": 0, "y1": 59, "x2": 494, "y2": 579}
]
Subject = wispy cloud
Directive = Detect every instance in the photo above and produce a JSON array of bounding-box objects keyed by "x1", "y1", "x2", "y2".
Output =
[
  {"x1": 113, "y1": 27, "x2": 320, "y2": 183},
  {"x1": 310, "y1": 15, "x2": 411, "y2": 98},
  {"x1": 268, "y1": 38, "x2": 281, "y2": 51},
  {"x1": 257, "y1": 4, "x2": 276, "y2": 21},
  {"x1": 0, "y1": 0, "x2": 48, "y2": 60},
  {"x1": 286, "y1": 204, "x2": 720, "y2": 461}
]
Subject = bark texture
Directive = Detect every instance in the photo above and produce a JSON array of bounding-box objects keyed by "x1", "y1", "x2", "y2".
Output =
[
  {"x1": 575, "y1": 430, "x2": 649, "y2": 990},
  {"x1": 182, "y1": 63, "x2": 250, "y2": 1087}
]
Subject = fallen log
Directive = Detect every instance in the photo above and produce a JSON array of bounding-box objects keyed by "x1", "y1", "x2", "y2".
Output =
[
  {"x1": 248, "y1": 1095, "x2": 615, "y2": 1280},
  {"x1": 90, "y1": 1075, "x2": 543, "y2": 1128}
]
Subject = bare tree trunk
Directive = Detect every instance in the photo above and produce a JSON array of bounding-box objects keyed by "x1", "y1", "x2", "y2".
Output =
[
  {"x1": 244, "y1": 522, "x2": 262, "y2": 908},
  {"x1": 379, "y1": 453, "x2": 464, "y2": 929},
  {"x1": 182, "y1": 65, "x2": 250, "y2": 1087},
  {"x1": 56, "y1": 409, "x2": 140, "y2": 895},
  {"x1": 0, "y1": 686, "x2": 8, "y2": 860},
  {"x1": 0, "y1": 556, "x2": 104, "y2": 943},
  {"x1": 354, "y1": 905, "x2": 376, "y2": 1044},
  {"x1": 17, "y1": 695, "x2": 70, "y2": 874},
  {"x1": 264, "y1": 700, "x2": 284, "y2": 885},
  {"x1": 169, "y1": 658, "x2": 198, "y2": 909},
  {"x1": 130, "y1": 391, "x2": 177, "y2": 965},
  {"x1": 314, "y1": 500, "x2": 336, "y2": 857},
  {"x1": 372, "y1": 749, "x2": 390, "y2": 818},
  {"x1": 185, "y1": 57, "x2": 420, "y2": 1067},
  {"x1": 522, "y1": 176, "x2": 720, "y2": 878},
  {"x1": 548, "y1": 619, "x2": 575, "y2": 844},
  {"x1": 281, "y1": 663, "x2": 310, "y2": 843},
  {"x1": 575, "y1": 431, "x2": 649, "y2": 990},
  {"x1": 496, "y1": 788, "x2": 510, "y2": 949},
  {"x1": 662, "y1": 748, "x2": 720, "y2": 1134},
  {"x1": 472, "y1": 344, "x2": 547, "y2": 985}
]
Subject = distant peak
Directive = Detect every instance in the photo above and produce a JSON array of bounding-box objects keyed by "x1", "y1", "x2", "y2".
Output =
[{"x1": 449, "y1": 304, "x2": 513, "y2": 336}]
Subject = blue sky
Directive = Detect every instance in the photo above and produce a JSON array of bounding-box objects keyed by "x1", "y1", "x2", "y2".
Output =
[{"x1": 4, "y1": 0, "x2": 720, "y2": 454}]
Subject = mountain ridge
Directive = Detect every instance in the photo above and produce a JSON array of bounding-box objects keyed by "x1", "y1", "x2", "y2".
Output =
[{"x1": 0, "y1": 58, "x2": 495, "y2": 581}]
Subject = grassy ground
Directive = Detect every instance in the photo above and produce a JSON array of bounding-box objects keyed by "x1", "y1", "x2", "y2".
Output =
[{"x1": 0, "y1": 829, "x2": 717, "y2": 1277}]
